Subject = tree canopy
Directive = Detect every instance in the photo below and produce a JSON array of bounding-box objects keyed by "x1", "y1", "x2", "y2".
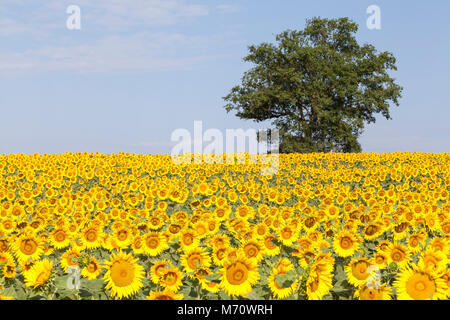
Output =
[{"x1": 223, "y1": 17, "x2": 403, "y2": 153}]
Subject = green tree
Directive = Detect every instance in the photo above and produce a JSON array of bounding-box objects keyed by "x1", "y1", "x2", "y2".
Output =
[{"x1": 223, "y1": 17, "x2": 403, "y2": 153}]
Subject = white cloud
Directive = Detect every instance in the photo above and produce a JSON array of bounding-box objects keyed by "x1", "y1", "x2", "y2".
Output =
[
  {"x1": 0, "y1": 1, "x2": 222, "y2": 74},
  {"x1": 216, "y1": 4, "x2": 242, "y2": 14},
  {"x1": 0, "y1": 17, "x2": 31, "y2": 36},
  {"x1": 0, "y1": 0, "x2": 209, "y2": 33},
  {"x1": 0, "y1": 32, "x2": 224, "y2": 74}
]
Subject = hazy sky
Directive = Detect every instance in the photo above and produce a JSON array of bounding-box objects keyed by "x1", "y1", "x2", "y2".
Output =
[{"x1": 0, "y1": 0, "x2": 449, "y2": 154}]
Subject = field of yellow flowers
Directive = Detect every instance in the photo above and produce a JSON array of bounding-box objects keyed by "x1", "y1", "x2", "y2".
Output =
[{"x1": 0, "y1": 152, "x2": 448, "y2": 300}]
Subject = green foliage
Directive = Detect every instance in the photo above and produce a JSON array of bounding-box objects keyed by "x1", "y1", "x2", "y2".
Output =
[{"x1": 223, "y1": 17, "x2": 403, "y2": 153}]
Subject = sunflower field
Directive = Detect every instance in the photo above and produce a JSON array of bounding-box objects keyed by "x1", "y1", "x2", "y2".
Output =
[{"x1": 0, "y1": 152, "x2": 448, "y2": 300}]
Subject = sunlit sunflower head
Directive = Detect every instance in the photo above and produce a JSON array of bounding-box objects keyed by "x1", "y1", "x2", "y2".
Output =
[
  {"x1": 306, "y1": 269, "x2": 333, "y2": 300},
  {"x1": 12, "y1": 234, "x2": 43, "y2": 264},
  {"x1": 178, "y1": 229, "x2": 200, "y2": 251},
  {"x1": 160, "y1": 267, "x2": 184, "y2": 292},
  {"x1": 219, "y1": 251, "x2": 260, "y2": 297},
  {"x1": 200, "y1": 278, "x2": 221, "y2": 293},
  {"x1": 394, "y1": 264, "x2": 447, "y2": 300},
  {"x1": 60, "y1": 248, "x2": 81, "y2": 272},
  {"x1": 377, "y1": 240, "x2": 393, "y2": 253},
  {"x1": 372, "y1": 251, "x2": 389, "y2": 269},
  {"x1": 388, "y1": 243, "x2": 410, "y2": 268},
  {"x1": 81, "y1": 257, "x2": 102, "y2": 280},
  {"x1": 49, "y1": 227, "x2": 71, "y2": 249},
  {"x1": 2, "y1": 262, "x2": 16, "y2": 279},
  {"x1": 439, "y1": 270, "x2": 450, "y2": 298},
  {"x1": 355, "y1": 284, "x2": 392, "y2": 300},
  {"x1": 23, "y1": 259, "x2": 53, "y2": 289},
  {"x1": 146, "y1": 288, "x2": 184, "y2": 300},
  {"x1": 150, "y1": 259, "x2": 170, "y2": 284},
  {"x1": 333, "y1": 231, "x2": 360, "y2": 258},
  {"x1": 142, "y1": 232, "x2": 169, "y2": 256},
  {"x1": 407, "y1": 234, "x2": 424, "y2": 253},
  {"x1": 262, "y1": 234, "x2": 280, "y2": 256},
  {"x1": 103, "y1": 251, "x2": 145, "y2": 299},
  {"x1": 417, "y1": 248, "x2": 446, "y2": 274},
  {"x1": 113, "y1": 228, "x2": 133, "y2": 249},
  {"x1": 268, "y1": 258, "x2": 299, "y2": 299},
  {"x1": 429, "y1": 237, "x2": 447, "y2": 253},
  {"x1": 296, "y1": 248, "x2": 317, "y2": 269},
  {"x1": 276, "y1": 224, "x2": 299, "y2": 247},
  {"x1": 180, "y1": 247, "x2": 211, "y2": 275},
  {"x1": 241, "y1": 239, "x2": 264, "y2": 263},
  {"x1": 345, "y1": 257, "x2": 373, "y2": 287},
  {"x1": 0, "y1": 252, "x2": 14, "y2": 265},
  {"x1": 80, "y1": 226, "x2": 103, "y2": 249},
  {"x1": 392, "y1": 222, "x2": 410, "y2": 240},
  {"x1": 212, "y1": 246, "x2": 229, "y2": 266},
  {"x1": 362, "y1": 222, "x2": 384, "y2": 240}
]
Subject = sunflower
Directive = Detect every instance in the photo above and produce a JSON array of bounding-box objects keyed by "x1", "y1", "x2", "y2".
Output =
[
  {"x1": 113, "y1": 227, "x2": 133, "y2": 249},
  {"x1": 333, "y1": 231, "x2": 360, "y2": 258},
  {"x1": 12, "y1": 234, "x2": 43, "y2": 263},
  {"x1": 388, "y1": 243, "x2": 410, "y2": 268},
  {"x1": 147, "y1": 288, "x2": 184, "y2": 300},
  {"x1": 208, "y1": 234, "x2": 230, "y2": 249},
  {"x1": 305, "y1": 270, "x2": 333, "y2": 300},
  {"x1": 178, "y1": 229, "x2": 200, "y2": 252},
  {"x1": 160, "y1": 267, "x2": 184, "y2": 291},
  {"x1": 142, "y1": 232, "x2": 168, "y2": 256},
  {"x1": 23, "y1": 259, "x2": 53, "y2": 289},
  {"x1": 362, "y1": 222, "x2": 384, "y2": 241},
  {"x1": 49, "y1": 227, "x2": 71, "y2": 249},
  {"x1": 130, "y1": 235, "x2": 145, "y2": 254},
  {"x1": 394, "y1": 265, "x2": 447, "y2": 300},
  {"x1": 345, "y1": 257, "x2": 372, "y2": 287},
  {"x1": 295, "y1": 248, "x2": 317, "y2": 269},
  {"x1": 212, "y1": 247, "x2": 228, "y2": 267},
  {"x1": 0, "y1": 239, "x2": 9, "y2": 253},
  {"x1": 219, "y1": 251, "x2": 260, "y2": 297},
  {"x1": 81, "y1": 257, "x2": 102, "y2": 280},
  {"x1": 80, "y1": 226, "x2": 103, "y2": 249},
  {"x1": 418, "y1": 248, "x2": 446, "y2": 274},
  {"x1": 181, "y1": 247, "x2": 211, "y2": 275},
  {"x1": 304, "y1": 252, "x2": 335, "y2": 300},
  {"x1": 148, "y1": 215, "x2": 165, "y2": 230},
  {"x1": 268, "y1": 258, "x2": 299, "y2": 299},
  {"x1": 150, "y1": 259, "x2": 170, "y2": 284},
  {"x1": 103, "y1": 251, "x2": 145, "y2": 299},
  {"x1": 241, "y1": 240, "x2": 264, "y2": 263},
  {"x1": 0, "y1": 252, "x2": 14, "y2": 265},
  {"x1": 372, "y1": 251, "x2": 389, "y2": 269},
  {"x1": 200, "y1": 278, "x2": 221, "y2": 293},
  {"x1": 214, "y1": 206, "x2": 231, "y2": 222},
  {"x1": 377, "y1": 240, "x2": 393, "y2": 253},
  {"x1": 2, "y1": 262, "x2": 16, "y2": 279},
  {"x1": 262, "y1": 234, "x2": 280, "y2": 256},
  {"x1": 276, "y1": 224, "x2": 299, "y2": 246},
  {"x1": 407, "y1": 234, "x2": 424, "y2": 254},
  {"x1": 429, "y1": 237, "x2": 447, "y2": 253},
  {"x1": 392, "y1": 222, "x2": 410, "y2": 240},
  {"x1": 355, "y1": 284, "x2": 392, "y2": 300},
  {"x1": 60, "y1": 249, "x2": 81, "y2": 272}
]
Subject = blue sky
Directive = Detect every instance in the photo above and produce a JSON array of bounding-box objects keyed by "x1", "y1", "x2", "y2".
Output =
[{"x1": 0, "y1": 0, "x2": 449, "y2": 154}]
